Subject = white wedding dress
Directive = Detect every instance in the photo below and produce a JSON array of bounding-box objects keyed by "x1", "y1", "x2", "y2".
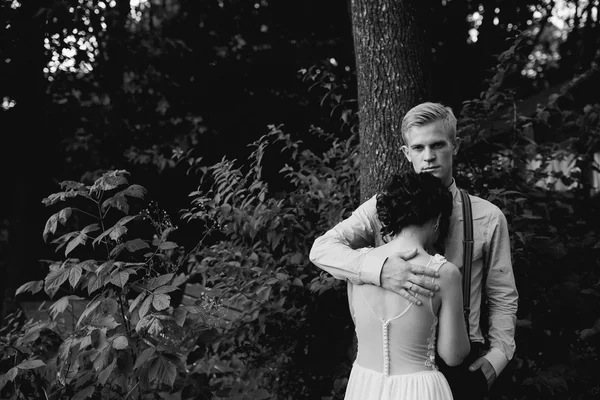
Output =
[{"x1": 344, "y1": 254, "x2": 454, "y2": 400}]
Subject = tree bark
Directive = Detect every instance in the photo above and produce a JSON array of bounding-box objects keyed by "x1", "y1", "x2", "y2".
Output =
[{"x1": 351, "y1": 0, "x2": 432, "y2": 202}]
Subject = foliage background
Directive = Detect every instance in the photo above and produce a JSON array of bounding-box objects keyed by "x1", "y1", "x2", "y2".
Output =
[{"x1": 0, "y1": 0, "x2": 599, "y2": 399}]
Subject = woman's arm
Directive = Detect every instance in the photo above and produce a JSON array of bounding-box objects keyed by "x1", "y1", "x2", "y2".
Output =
[{"x1": 436, "y1": 262, "x2": 471, "y2": 366}]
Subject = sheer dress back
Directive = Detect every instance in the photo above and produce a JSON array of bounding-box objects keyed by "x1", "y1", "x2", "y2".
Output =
[{"x1": 348, "y1": 255, "x2": 446, "y2": 376}]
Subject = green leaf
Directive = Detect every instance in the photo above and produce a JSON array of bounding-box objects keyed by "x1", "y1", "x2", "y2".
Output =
[
  {"x1": 98, "y1": 359, "x2": 116, "y2": 385},
  {"x1": 139, "y1": 295, "x2": 153, "y2": 319},
  {"x1": 49, "y1": 296, "x2": 71, "y2": 319},
  {"x1": 102, "y1": 193, "x2": 129, "y2": 214},
  {"x1": 96, "y1": 260, "x2": 115, "y2": 276},
  {"x1": 93, "y1": 215, "x2": 138, "y2": 247},
  {"x1": 148, "y1": 318, "x2": 163, "y2": 336},
  {"x1": 171, "y1": 273, "x2": 187, "y2": 287},
  {"x1": 91, "y1": 170, "x2": 129, "y2": 192},
  {"x1": 112, "y1": 335, "x2": 128, "y2": 350},
  {"x1": 60, "y1": 180, "x2": 87, "y2": 191},
  {"x1": 134, "y1": 347, "x2": 156, "y2": 370},
  {"x1": 122, "y1": 184, "x2": 147, "y2": 199},
  {"x1": 82, "y1": 223, "x2": 100, "y2": 235},
  {"x1": 92, "y1": 346, "x2": 110, "y2": 371},
  {"x1": 154, "y1": 285, "x2": 179, "y2": 295},
  {"x1": 110, "y1": 271, "x2": 129, "y2": 288},
  {"x1": 16, "y1": 359, "x2": 46, "y2": 370},
  {"x1": 93, "y1": 227, "x2": 115, "y2": 247},
  {"x1": 136, "y1": 315, "x2": 153, "y2": 333},
  {"x1": 79, "y1": 334, "x2": 92, "y2": 350},
  {"x1": 147, "y1": 273, "x2": 174, "y2": 291},
  {"x1": 152, "y1": 294, "x2": 170, "y2": 311},
  {"x1": 45, "y1": 267, "x2": 70, "y2": 298},
  {"x1": 77, "y1": 298, "x2": 102, "y2": 327},
  {"x1": 109, "y1": 225, "x2": 127, "y2": 241},
  {"x1": 72, "y1": 386, "x2": 95, "y2": 400},
  {"x1": 155, "y1": 356, "x2": 177, "y2": 387},
  {"x1": 87, "y1": 274, "x2": 105, "y2": 295},
  {"x1": 58, "y1": 207, "x2": 72, "y2": 225},
  {"x1": 249, "y1": 389, "x2": 271, "y2": 400},
  {"x1": 16, "y1": 280, "x2": 44, "y2": 296},
  {"x1": 114, "y1": 215, "x2": 138, "y2": 227},
  {"x1": 91, "y1": 328, "x2": 109, "y2": 351},
  {"x1": 79, "y1": 260, "x2": 98, "y2": 272},
  {"x1": 100, "y1": 298, "x2": 119, "y2": 315},
  {"x1": 69, "y1": 264, "x2": 83, "y2": 289},
  {"x1": 43, "y1": 213, "x2": 59, "y2": 242},
  {"x1": 65, "y1": 232, "x2": 87, "y2": 257},
  {"x1": 173, "y1": 307, "x2": 187, "y2": 327},
  {"x1": 158, "y1": 241, "x2": 178, "y2": 250},
  {"x1": 51, "y1": 231, "x2": 80, "y2": 251},
  {"x1": 129, "y1": 292, "x2": 146, "y2": 313},
  {"x1": 42, "y1": 188, "x2": 89, "y2": 206},
  {"x1": 0, "y1": 367, "x2": 18, "y2": 391},
  {"x1": 124, "y1": 238, "x2": 150, "y2": 252},
  {"x1": 89, "y1": 315, "x2": 119, "y2": 330}
]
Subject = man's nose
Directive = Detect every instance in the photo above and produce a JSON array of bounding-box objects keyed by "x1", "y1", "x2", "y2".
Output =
[{"x1": 424, "y1": 147, "x2": 435, "y2": 161}]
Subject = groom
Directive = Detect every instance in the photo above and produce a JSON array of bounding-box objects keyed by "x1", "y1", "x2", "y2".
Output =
[{"x1": 309, "y1": 102, "x2": 518, "y2": 400}]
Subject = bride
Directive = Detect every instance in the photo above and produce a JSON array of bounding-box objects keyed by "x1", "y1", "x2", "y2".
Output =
[{"x1": 344, "y1": 171, "x2": 470, "y2": 400}]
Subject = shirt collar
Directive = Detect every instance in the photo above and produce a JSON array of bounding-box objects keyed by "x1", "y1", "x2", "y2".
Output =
[{"x1": 447, "y1": 178, "x2": 459, "y2": 199}]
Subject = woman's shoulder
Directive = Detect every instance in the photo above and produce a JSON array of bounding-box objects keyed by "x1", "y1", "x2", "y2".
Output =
[{"x1": 437, "y1": 260, "x2": 461, "y2": 291}]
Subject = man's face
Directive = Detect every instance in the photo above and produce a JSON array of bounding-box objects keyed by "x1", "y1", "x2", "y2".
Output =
[{"x1": 401, "y1": 121, "x2": 459, "y2": 187}]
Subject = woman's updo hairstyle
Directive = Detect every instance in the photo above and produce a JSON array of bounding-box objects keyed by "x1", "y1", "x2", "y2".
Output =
[{"x1": 376, "y1": 171, "x2": 453, "y2": 240}]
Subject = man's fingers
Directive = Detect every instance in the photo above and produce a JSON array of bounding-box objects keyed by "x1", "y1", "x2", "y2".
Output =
[
  {"x1": 398, "y1": 248, "x2": 418, "y2": 261},
  {"x1": 407, "y1": 281, "x2": 435, "y2": 298},
  {"x1": 399, "y1": 288, "x2": 423, "y2": 306},
  {"x1": 410, "y1": 274, "x2": 440, "y2": 292},
  {"x1": 410, "y1": 265, "x2": 440, "y2": 278},
  {"x1": 469, "y1": 358, "x2": 485, "y2": 371}
]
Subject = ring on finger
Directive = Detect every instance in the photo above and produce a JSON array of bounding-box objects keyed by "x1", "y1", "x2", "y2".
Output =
[{"x1": 410, "y1": 283, "x2": 415, "y2": 292}]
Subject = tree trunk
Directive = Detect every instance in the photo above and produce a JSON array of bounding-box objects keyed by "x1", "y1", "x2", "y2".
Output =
[{"x1": 351, "y1": 0, "x2": 433, "y2": 202}]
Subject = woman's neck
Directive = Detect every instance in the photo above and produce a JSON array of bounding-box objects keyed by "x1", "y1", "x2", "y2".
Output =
[{"x1": 386, "y1": 225, "x2": 434, "y2": 254}]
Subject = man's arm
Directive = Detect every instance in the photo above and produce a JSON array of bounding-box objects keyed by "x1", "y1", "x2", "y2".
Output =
[
  {"x1": 309, "y1": 196, "x2": 440, "y2": 303},
  {"x1": 309, "y1": 196, "x2": 385, "y2": 285},
  {"x1": 481, "y1": 208, "x2": 519, "y2": 377}
]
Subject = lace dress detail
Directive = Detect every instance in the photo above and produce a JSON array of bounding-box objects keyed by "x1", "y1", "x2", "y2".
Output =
[
  {"x1": 431, "y1": 253, "x2": 446, "y2": 264},
  {"x1": 424, "y1": 254, "x2": 445, "y2": 371},
  {"x1": 424, "y1": 316, "x2": 439, "y2": 370}
]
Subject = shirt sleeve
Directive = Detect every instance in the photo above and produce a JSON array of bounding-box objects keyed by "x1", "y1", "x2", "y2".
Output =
[
  {"x1": 483, "y1": 208, "x2": 519, "y2": 376},
  {"x1": 309, "y1": 196, "x2": 386, "y2": 286}
]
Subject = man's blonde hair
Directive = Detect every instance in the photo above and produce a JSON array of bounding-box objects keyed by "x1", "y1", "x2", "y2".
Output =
[{"x1": 401, "y1": 102, "x2": 457, "y2": 144}]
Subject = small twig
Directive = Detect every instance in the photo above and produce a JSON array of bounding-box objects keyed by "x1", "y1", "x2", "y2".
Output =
[
  {"x1": 69, "y1": 207, "x2": 100, "y2": 220},
  {"x1": 125, "y1": 381, "x2": 140, "y2": 399},
  {"x1": 118, "y1": 294, "x2": 131, "y2": 337}
]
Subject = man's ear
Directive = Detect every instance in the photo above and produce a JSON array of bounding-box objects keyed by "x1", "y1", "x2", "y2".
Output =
[
  {"x1": 401, "y1": 145, "x2": 411, "y2": 162},
  {"x1": 452, "y1": 137, "x2": 461, "y2": 155}
]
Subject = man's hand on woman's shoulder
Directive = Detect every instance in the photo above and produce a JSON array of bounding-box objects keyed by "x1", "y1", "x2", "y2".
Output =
[{"x1": 379, "y1": 249, "x2": 441, "y2": 305}]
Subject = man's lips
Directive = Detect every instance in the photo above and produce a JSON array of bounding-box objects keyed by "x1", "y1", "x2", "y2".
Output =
[{"x1": 422, "y1": 166, "x2": 440, "y2": 172}]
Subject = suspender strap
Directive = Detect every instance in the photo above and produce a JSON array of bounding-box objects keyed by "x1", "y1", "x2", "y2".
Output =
[{"x1": 460, "y1": 189, "x2": 473, "y2": 329}]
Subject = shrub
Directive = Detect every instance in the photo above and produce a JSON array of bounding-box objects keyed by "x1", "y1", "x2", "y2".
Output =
[{"x1": 1, "y1": 170, "x2": 223, "y2": 400}]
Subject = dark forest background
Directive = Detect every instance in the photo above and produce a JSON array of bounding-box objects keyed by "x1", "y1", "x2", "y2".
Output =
[{"x1": 0, "y1": 0, "x2": 599, "y2": 399}]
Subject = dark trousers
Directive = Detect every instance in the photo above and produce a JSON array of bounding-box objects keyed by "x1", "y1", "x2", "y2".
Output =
[{"x1": 436, "y1": 342, "x2": 489, "y2": 400}]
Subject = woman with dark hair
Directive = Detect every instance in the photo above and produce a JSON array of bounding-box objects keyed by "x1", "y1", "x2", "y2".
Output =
[{"x1": 344, "y1": 171, "x2": 470, "y2": 400}]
